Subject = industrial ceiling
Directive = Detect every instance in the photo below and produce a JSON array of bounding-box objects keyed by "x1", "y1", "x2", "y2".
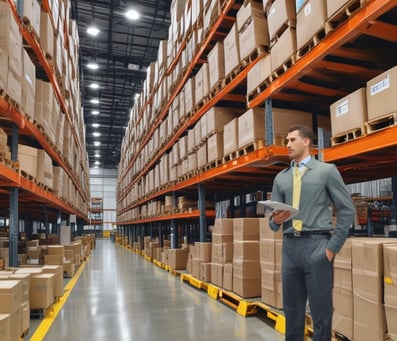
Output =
[{"x1": 70, "y1": 0, "x2": 171, "y2": 169}]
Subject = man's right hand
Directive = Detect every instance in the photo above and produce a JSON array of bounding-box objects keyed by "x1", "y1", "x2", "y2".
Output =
[{"x1": 272, "y1": 210, "x2": 291, "y2": 225}]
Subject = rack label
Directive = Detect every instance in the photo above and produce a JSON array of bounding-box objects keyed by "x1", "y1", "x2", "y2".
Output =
[
  {"x1": 370, "y1": 74, "x2": 390, "y2": 96},
  {"x1": 335, "y1": 100, "x2": 349, "y2": 117}
]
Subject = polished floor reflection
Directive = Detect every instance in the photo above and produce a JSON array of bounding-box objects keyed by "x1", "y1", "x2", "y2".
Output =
[{"x1": 43, "y1": 240, "x2": 284, "y2": 341}]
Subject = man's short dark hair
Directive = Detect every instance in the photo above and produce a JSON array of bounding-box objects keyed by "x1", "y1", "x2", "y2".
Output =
[{"x1": 288, "y1": 125, "x2": 314, "y2": 145}]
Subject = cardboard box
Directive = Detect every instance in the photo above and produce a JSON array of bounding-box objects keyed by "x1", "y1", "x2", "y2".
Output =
[
  {"x1": 211, "y1": 242, "x2": 233, "y2": 263},
  {"x1": 233, "y1": 276, "x2": 261, "y2": 298},
  {"x1": 247, "y1": 55, "x2": 271, "y2": 96},
  {"x1": 7, "y1": 69, "x2": 22, "y2": 105},
  {"x1": 200, "y1": 262, "x2": 211, "y2": 282},
  {"x1": 0, "y1": 280, "x2": 22, "y2": 314},
  {"x1": 330, "y1": 88, "x2": 367, "y2": 136},
  {"x1": 22, "y1": 50, "x2": 36, "y2": 120},
  {"x1": 197, "y1": 143, "x2": 207, "y2": 168},
  {"x1": 0, "y1": 2, "x2": 23, "y2": 76},
  {"x1": 30, "y1": 274, "x2": 54, "y2": 309},
  {"x1": 234, "y1": 241, "x2": 259, "y2": 260},
  {"x1": 204, "y1": 107, "x2": 239, "y2": 139},
  {"x1": 47, "y1": 245, "x2": 65, "y2": 257},
  {"x1": 0, "y1": 314, "x2": 12, "y2": 341},
  {"x1": 208, "y1": 42, "x2": 224, "y2": 89},
  {"x1": 384, "y1": 244, "x2": 397, "y2": 307},
  {"x1": 238, "y1": 108, "x2": 265, "y2": 149},
  {"x1": 42, "y1": 265, "x2": 64, "y2": 297},
  {"x1": 260, "y1": 239, "x2": 283, "y2": 271},
  {"x1": 261, "y1": 269, "x2": 283, "y2": 308},
  {"x1": 224, "y1": 23, "x2": 240, "y2": 76},
  {"x1": 267, "y1": 0, "x2": 296, "y2": 40},
  {"x1": 167, "y1": 249, "x2": 188, "y2": 270},
  {"x1": 198, "y1": 242, "x2": 212, "y2": 262},
  {"x1": 223, "y1": 263, "x2": 233, "y2": 291},
  {"x1": 36, "y1": 149, "x2": 53, "y2": 189},
  {"x1": 236, "y1": 0, "x2": 265, "y2": 31},
  {"x1": 23, "y1": 0, "x2": 41, "y2": 37},
  {"x1": 385, "y1": 304, "x2": 397, "y2": 335},
  {"x1": 366, "y1": 65, "x2": 397, "y2": 121},
  {"x1": 233, "y1": 218, "x2": 260, "y2": 241},
  {"x1": 211, "y1": 262, "x2": 223, "y2": 287},
  {"x1": 18, "y1": 144, "x2": 38, "y2": 178},
  {"x1": 270, "y1": 27, "x2": 297, "y2": 73},
  {"x1": 326, "y1": 0, "x2": 351, "y2": 19},
  {"x1": 332, "y1": 309, "x2": 353, "y2": 340},
  {"x1": 296, "y1": 0, "x2": 327, "y2": 50},
  {"x1": 207, "y1": 133, "x2": 223, "y2": 163},
  {"x1": 213, "y1": 218, "x2": 234, "y2": 235},
  {"x1": 239, "y1": 16, "x2": 269, "y2": 61},
  {"x1": 223, "y1": 118, "x2": 238, "y2": 156}
]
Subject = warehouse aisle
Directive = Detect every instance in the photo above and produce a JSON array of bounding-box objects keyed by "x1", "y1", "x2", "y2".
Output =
[{"x1": 41, "y1": 239, "x2": 284, "y2": 341}]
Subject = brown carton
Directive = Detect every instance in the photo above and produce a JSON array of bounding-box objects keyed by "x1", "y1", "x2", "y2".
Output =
[
  {"x1": 270, "y1": 27, "x2": 297, "y2": 73},
  {"x1": 224, "y1": 23, "x2": 240, "y2": 76},
  {"x1": 267, "y1": 0, "x2": 296, "y2": 39},
  {"x1": 330, "y1": 88, "x2": 367, "y2": 137},
  {"x1": 234, "y1": 241, "x2": 259, "y2": 260},
  {"x1": 223, "y1": 263, "x2": 233, "y2": 291},
  {"x1": 247, "y1": 55, "x2": 272, "y2": 96},
  {"x1": 167, "y1": 249, "x2": 189, "y2": 270},
  {"x1": 223, "y1": 118, "x2": 238, "y2": 156},
  {"x1": 239, "y1": 16, "x2": 269, "y2": 61},
  {"x1": 366, "y1": 65, "x2": 397, "y2": 121},
  {"x1": 233, "y1": 218, "x2": 260, "y2": 241},
  {"x1": 261, "y1": 269, "x2": 283, "y2": 308},
  {"x1": 296, "y1": 0, "x2": 327, "y2": 50},
  {"x1": 207, "y1": 133, "x2": 223, "y2": 163},
  {"x1": 42, "y1": 265, "x2": 64, "y2": 297},
  {"x1": 0, "y1": 280, "x2": 22, "y2": 314},
  {"x1": 210, "y1": 262, "x2": 223, "y2": 288},
  {"x1": 200, "y1": 262, "x2": 211, "y2": 282},
  {"x1": 208, "y1": 42, "x2": 224, "y2": 89},
  {"x1": 30, "y1": 274, "x2": 54, "y2": 309},
  {"x1": 384, "y1": 244, "x2": 397, "y2": 307}
]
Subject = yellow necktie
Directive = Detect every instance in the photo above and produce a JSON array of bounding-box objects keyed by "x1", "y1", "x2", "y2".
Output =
[{"x1": 292, "y1": 164, "x2": 302, "y2": 231}]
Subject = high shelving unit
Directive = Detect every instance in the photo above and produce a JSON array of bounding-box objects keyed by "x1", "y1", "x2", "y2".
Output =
[
  {"x1": 0, "y1": 0, "x2": 90, "y2": 266},
  {"x1": 116, "y1": 0, "x2": 397, "y2": 244}
]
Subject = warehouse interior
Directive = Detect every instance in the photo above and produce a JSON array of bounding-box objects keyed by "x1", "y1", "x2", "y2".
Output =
[{"x1": 1, "y1": 0, "x2": 397, "y2": 340}]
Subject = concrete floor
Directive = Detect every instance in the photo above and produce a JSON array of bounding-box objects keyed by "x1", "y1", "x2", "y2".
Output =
[{"x1": 40, "y1": 240, "x2": 285, "y2": 341}]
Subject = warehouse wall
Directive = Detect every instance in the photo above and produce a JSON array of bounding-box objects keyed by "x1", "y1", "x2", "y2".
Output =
[{"x1": 89, "y1": 168, "x2": 117, "y2": 231}]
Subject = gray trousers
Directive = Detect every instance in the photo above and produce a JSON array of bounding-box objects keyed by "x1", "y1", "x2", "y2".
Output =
[{"x1": 282, "y1": 234, "x2": 333, "y2": 341}]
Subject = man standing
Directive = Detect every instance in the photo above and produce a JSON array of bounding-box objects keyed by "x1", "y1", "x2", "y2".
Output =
[{"x1": 269, "y1": 125, "x2": 355, "y2": 341}]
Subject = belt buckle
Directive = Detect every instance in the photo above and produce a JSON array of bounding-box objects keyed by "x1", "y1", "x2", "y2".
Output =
[{"x1": 293, "y1": 230, "x2": 301, "y2": 237}]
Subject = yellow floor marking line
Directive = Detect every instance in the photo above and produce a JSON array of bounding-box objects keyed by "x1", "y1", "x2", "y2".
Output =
[{"x1": 29, "y1": 256, "x2": 91, "y2": 341}]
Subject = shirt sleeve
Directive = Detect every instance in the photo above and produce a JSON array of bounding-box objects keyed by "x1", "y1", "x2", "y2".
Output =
[{"x1": 326, "y1": 164, "x2": 355, "y2": 253}]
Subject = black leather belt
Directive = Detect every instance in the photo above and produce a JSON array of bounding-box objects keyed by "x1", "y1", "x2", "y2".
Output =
[{"x1": 284, "y1": 230, "x2": 332, "y2": 238}]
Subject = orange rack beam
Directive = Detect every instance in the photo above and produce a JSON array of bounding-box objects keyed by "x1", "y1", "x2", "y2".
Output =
[
  {"x1": 120, "y1": 0, "x2": 237, "y2": 182},
  {"x1": 322, "y1": 125, "x2": 397, "y2": 162},
  {"x1": 248, "y1": 0, "x2": 397, "y2": 109},
  {"x1": 119, "y1": 209, "x2": 216, "y2": 226}
]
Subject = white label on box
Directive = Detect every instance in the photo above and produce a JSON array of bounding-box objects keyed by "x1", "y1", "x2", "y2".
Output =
[
  {"x1": 335, "y1": 100, "x2": 349, "y2": 117},
  {"x1": 370, "y1": 74, "x2": 390, "y2": 96},
  {"x1": 304, "y1": 3, "x2": 312, "y2": 16}
]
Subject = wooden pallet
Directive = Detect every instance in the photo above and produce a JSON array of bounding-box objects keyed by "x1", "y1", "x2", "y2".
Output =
[
  {"x1": 269, "y1": 19, "x2": 297, "y2": 46},
  {"x1": 271, "y1": 53, "x2": 297, "y2": 80},
  {"x1": 331, "y1": 127, "x2": 365, "y2": 145},
  {"x1": 240, "y1": 44, "x2": 268, "y2": 68},
  {"x1": 365, "y1": 112, "x2": 397, "y2": 134},
  {"x1": 326, "y1": 0, "x2": 362, "y2": 34},
  {"x1": 222, "y1": 140, "x2": 265, "y2": 163},
  {"x1": 246, "y1": 77, "x2": 272, "y2": 103},
  {"x1": 296, "y1": 24, "x2": 331, "y2": 60}
]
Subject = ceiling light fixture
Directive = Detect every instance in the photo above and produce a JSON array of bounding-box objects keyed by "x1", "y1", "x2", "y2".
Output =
[
  {"x1": 125, "y1": 9, "x2": 140, "y2": 20},
  {"x1": 94, "y1": 161, "x2": 100, "y2": 165},
  {"x1": 90, "y1": 83, "x2": 100, "y2": 89},
  {"x1": 91, "y1": 110, "x2": 99, "y2": 115},
  {"x1": 87, "y1": 26, "x2": 100, "y2": 36},
  {"x1": 87, "y1": 62, "x2": 99, "y2": 70},
  {"x1": 90, "y1": 98, "x2": 99, "y2": 104},
  {"x1": 93, "y1": 132, "x2": 101, "y2": 137},
  {"x1": 94, "y1": 153, "x2": 100, "y2": 158},
  {"x1": 94, "y1": 141, "x2": 101, "y2": 146},
  {"x1": 92, "y1": 123, "x2": 100, "y2": 128}
]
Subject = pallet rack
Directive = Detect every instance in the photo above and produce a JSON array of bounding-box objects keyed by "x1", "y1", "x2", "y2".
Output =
[
  {"x1": 0, "y1": 0, "x2": 90, "y2": 266},
  {"x1": 116, "y1": 0, "x2": 397, "y2": 243}
]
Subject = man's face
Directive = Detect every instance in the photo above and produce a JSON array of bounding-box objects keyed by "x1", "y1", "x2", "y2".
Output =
[{"x1": 286, "y1": 130, "x2": 310, "y2": 161}]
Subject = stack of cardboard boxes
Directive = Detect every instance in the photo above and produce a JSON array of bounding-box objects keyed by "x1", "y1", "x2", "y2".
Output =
[
  {"x1": 211, "y1": 219, "x2": 234, "y2": 290},
  {"x1": 232, "y1": 218, "x2": 261, "y2": 298},
  {"x1": 384, "y1": 244, "x2": 397, "y2": 340}
]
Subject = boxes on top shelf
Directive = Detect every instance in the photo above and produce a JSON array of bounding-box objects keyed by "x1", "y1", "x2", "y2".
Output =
[
  {"x1": 330, "y1": 88, "x2": 367, "y2": 140},
  {"x1": 236, "y1": 0, "x2": 265, "y2": 32},
  {"x1": 22, "y1": 0, "x2": 41, "y2": 39},
  {"x1": 296, "y1": 0, "x2": 327, "y2": 51},
  {"x1": 223, "y1": 23, "x2": 240, "y2": 76},
  {"x1": 266, "y1": 0, "x2": 296, "y2": 40},
  {"x1": 366, "y1": 65, "x2": 397, "y2": 123}
]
